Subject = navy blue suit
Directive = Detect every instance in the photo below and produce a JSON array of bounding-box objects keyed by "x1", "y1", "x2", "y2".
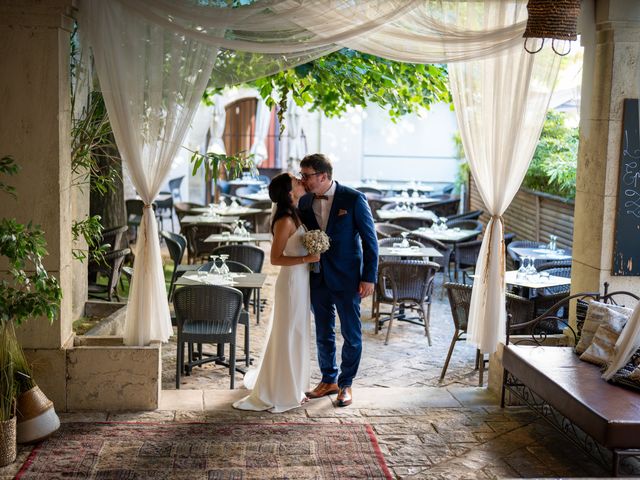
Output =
[{"x1": 298, "y1": 182, "x2": 378, "y2": 388}]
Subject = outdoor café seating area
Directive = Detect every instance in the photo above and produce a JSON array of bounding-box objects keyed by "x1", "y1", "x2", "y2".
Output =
[{"x1": 82, "y1": 174, "x2": 574, "y2": 393}]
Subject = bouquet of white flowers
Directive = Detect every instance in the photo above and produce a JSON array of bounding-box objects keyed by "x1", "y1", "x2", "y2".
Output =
[{"x1": 302, "y1": 229, "x2": 330, "y2": 273}]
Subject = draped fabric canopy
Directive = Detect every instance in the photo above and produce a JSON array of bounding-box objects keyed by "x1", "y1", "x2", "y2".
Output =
[{"x1": 79, "y1": 0, "x2": 560, "y2": 352}]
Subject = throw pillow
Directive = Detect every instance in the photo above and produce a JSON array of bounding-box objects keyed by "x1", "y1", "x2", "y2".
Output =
[
  {"x1": 579, "y1": 311, "x2": 628, "y2": 366},
  {"x1": 575, "y1": 299, "x2": 589, "y2": 342},
  {"x1": 609, "y1": 348, "x2": 640, "y2": 392},
  {"x1": 574, "y1": 301, "x2": 634, "y2": 355}
]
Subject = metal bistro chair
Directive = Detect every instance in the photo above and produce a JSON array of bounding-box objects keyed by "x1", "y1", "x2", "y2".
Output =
[
  {"x1": 211, "y1": 244, "x2": 265, "y2": 321},
  {"x1": 198, "y1": 260, "x2": 253, "y2": 366},
  {"x1": 87, "y1": 248, "x2": 131, "y2": 302},
  {"x1": 376, "y1": 259, "x2": 440, "y2": 345},
  {"x1": 441, "y1": 282, "x2": 534, "y2": 386},
  {"x1": 173, "y1": 284, "x2": 246, "y2": 389}
]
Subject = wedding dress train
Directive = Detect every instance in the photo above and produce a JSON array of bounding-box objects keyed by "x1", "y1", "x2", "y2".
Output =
[{"x1": 233, "y1": 224, "x2": 310, "y2": 413}]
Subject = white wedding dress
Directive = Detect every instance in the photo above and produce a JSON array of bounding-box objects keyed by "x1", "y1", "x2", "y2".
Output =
[{"x1": 233, "y1": 224, "x2": 311, "y2": 413}]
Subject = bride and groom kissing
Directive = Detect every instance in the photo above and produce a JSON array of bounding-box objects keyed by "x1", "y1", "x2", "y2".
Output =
[{"x1": 233, "y1": 153, "x2": 379, "y2": 412}]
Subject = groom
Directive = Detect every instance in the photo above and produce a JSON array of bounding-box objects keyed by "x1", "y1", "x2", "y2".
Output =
[{"x1": 298, "y1": 153, "x2": 378, "y2": 407}]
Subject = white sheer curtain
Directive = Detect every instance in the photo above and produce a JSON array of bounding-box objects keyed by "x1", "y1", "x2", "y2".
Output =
[
  {"x1": 208, "y1": 98, "x2": 227, "y2": 155},
  {"x1": 79, "y1": 0, "x2": 218, "y2": 345},
  {"x1": 250, "y1": 99, "x2": 272, "y2": 163},
  {"x1": 448, "y1": 1, "x2": 560, "y2": 354},
  {"x1": 78, "y1": 0, "x2": 562, "y2": 347},
  {"x1": 284, "y1": 99, "x2": 306, "y2": 172}
]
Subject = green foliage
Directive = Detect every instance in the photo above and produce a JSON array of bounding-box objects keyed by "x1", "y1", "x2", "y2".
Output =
[
  {"x1": 452, "y1": 132, "x2": 468, "y2": 194},
  {"x1": 71, "y1": 215, "x2": 109, "y2": 263},
  {"x1": 522, "y1": 110, "x2": 579, "y2": 199},
  {"x1": 0, "y1": 161, "x2": 62, "y2": 326},
  {"x1": 205, "y1": 49, "x2": 450, "y2": 130},
  {"x1": 0, "y1": 156, "x2": 19, "y2": 198},
  {"x1": 189, "y1": 149, "x2": 256, "y2": 191}
]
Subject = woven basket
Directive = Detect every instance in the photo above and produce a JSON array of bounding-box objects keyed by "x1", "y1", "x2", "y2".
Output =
[
  {"x1": 0, "y1": 416, "x2": 16, "y2": 467},
  {"x1": 16, "y1": 386, "x2": 59, "y2": 444},
  {"x1": 523, "y1": 0, "x2": 581, "y2": 41}
]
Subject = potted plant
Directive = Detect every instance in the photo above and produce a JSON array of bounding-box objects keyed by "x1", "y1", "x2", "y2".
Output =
[{"x1": 0, "y1": 156, "x2": 62, "y2": 456}]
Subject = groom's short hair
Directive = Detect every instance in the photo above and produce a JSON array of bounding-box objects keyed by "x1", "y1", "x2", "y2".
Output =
[{"x1": 300, "y1": 153, "x2": 333, "y2": 180}]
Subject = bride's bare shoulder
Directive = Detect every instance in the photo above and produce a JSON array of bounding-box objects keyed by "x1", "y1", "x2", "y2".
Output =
[{"x1": 273, "y1": 215, "x2": 297, "y2": 236}]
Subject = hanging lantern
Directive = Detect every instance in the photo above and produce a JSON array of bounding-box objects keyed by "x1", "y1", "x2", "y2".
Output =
[{"x1": 523, "y1": 0, "x2": 581, "y2": 56}]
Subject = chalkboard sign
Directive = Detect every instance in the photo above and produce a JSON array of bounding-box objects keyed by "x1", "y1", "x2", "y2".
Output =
[{"x1": 613, "y1": 98, "x2": 640, "y2": 276}]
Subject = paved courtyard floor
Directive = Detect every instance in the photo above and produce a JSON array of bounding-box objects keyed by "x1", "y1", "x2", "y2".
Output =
[{"x1": 0, "y1": 242, "x2": 624, "y2": 478}]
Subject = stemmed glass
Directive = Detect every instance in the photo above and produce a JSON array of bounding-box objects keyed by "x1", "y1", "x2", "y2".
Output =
[
  {"x1": 209, "y1": 255, "x2": 221, "y2": 275},
  {"x1": 233, "y1": 220, "x2": 242, "y2": 236},
  {"x1": 439, "y1": 217, "x2": 448, "y2": 231},
  {"x1": 400, "y1": 231, "x2": 410, "y2": 248},
  {"x1": 239, "y1": 221, "x2": 249, "y2": 238},
  {"x1": 219, "y1": 254, "x2": 231, "y2": 280},
  {"x1": 517, "y1": 256, "x2": 529, "y2": 280}
]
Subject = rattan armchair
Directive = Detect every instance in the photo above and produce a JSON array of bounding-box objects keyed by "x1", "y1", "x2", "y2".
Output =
[
  {"x1": 375, "y1": 222, "x2": 410, "y2": 239},
  {"x1": 506, "y1": 240, "x2": 546, "y2": 269},
  {"x1": 446, "y1": 219, "x2": 483, "y2": 233},
  {"x1": 161, "y1": 230, "x2": 198, "y2": 301},
  {"x1": 173, "y1": 285, "x2": 246, "y2": 389},
  {"x1": 531, "y1": 265, "x2": 572, "y2": 330},
  {"x1": 87, "y1": 248, "x2": 131, "y2": 302},
  {"x1": 441, "y1": 282, "x2": 534, "y2": 385},
  {"x1": 453, "y1": 239, "x2": 483, "y2": 282},
  {"x1": 430, "y1": 197, "x2": 460, "y2": 218},
  {"x1": 375, "y1": 259, "x2": 440, "y2": 345},
  {"x1": 197, "y1": 260, "x2": 253, "y2": 366}
]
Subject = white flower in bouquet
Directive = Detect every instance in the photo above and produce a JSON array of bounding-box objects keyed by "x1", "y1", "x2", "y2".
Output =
[
  {"x1": 302, "y1": 230, "x2": 330, "y2": 255},
  {"x1": 301, "y1": 230, "x2": 330, "y2": 272}
]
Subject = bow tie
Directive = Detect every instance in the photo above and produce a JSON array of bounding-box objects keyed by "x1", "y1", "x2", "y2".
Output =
[{"x1": 314, "y1": 194, "x2": 329, "y2": 200}]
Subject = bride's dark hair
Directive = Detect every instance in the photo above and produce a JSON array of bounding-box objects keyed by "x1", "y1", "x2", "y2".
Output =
[{"x1": 269, "y1": 173, "x2": 301, "y2": 234}]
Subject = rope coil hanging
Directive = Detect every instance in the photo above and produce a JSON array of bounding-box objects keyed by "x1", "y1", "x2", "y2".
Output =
[{"x1": 523, "y1": 0, "x2": 581, "y2": 56}]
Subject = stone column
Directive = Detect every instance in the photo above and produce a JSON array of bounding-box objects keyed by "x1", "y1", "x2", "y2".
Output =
[
  {"x1": 0, "y1": 0, "x2": 76, "y2": 408},
  {"x1": 573, "y1": 0, "x2": 640, "y2": 295}
]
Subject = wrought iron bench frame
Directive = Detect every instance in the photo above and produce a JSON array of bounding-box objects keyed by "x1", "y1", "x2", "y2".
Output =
[{"x1": 501, "y1": 283, "x2": 640, "y2": 476}]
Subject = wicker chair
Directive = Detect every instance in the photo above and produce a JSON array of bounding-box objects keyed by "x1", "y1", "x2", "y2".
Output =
[
  {"x1": 453, "y1": 239, "x2": 483, "y2": 282},
  {"x1": 375, "y1": 222, "x2": 410, "y2": 239},
  {"x1": 531, "y1": 265, "x2": 572, "y2": 329},
  {"x1": 161, "y1": 230, "x2": 198, "y2": 301},
  {"x1": 173, "y1": 285, "x2": 246, "y2": 389},
  {"x1": 100, "y1": 225, "x2": 128, "y2": 251},
  {"x1": 506, "y1": 240, "x2": 546, "y2": 269},
  {"x1": 197, "y1": 260, "x2": 253, "y2": 365},
  {"x1": 211, "y1": 244, "x2": 265, "y2": 274},
  {"x1": 390, "y1": 216, "x2": 433, "y2": 230},
  {"x1": 247, "y1": 200, "x2": 273, "y2": 233},
  {"x1": 174, "y1": 202, "x2": 205, "y2": 225},
  {"x1": 125, "y1": 199, "x2": 152, "y2": 241},
  {"x1": 430, "y1": 197, "x2": 460, "y2": 218},
  {"x1": 87, "y1": 248, "x2": 131, "y2": 302},
  {"x1": 375, "y1": 259, "x2": 440, "y2": 345},
  {"x1": 446, "y1": 219, "x2": 483, "y2": 233},
  {"x1": 211, "y1": 244, "x2": 266, "y2": 321},
  {"x1": 155, "y1": 194, "x2": 174, "y2": 231},
  {"x1": 441, "y1": 283, "x2": 534, "y2": 385},
  {"x1": 408, "y1": 233, "x2": 453, "y2": 292},
  {"x1": 182, "y1": 223, "x2": 233, "y2": 264},
  {"x1": 447, "y1": 209, "x2": 483, "y2": 222},
  {"x1": 356, "y1": 186, "x2": 383, "y2": 196},
  {"x1": 368, "y1": 199, "x2": 387, "y2": 221}
]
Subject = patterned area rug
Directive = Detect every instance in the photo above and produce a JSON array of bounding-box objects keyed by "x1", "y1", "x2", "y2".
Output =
[{"x1": 16, "y1": 422, "x2": 392, "y2": 479}]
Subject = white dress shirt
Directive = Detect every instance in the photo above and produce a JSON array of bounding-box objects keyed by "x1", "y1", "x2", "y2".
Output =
[{"x1": 312, "y1": 181, "x2": 336, "y2": 231}]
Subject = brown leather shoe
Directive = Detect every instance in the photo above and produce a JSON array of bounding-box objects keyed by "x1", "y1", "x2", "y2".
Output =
[
  {"x1": 336, "y1": 387, "x2": 352, "y2": 407},
  {"x1": 305, "y1": 382, "x2": 339, "y2": 399}
]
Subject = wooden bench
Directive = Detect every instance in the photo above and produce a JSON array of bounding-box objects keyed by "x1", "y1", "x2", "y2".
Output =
[{"x1": 501, "y1": 287, "x2": 640, "y2": 476}]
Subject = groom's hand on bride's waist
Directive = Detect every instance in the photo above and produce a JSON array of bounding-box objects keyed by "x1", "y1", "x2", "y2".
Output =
[{"x1": 358, "y1": 281, "x2": 374, "y2": 298}]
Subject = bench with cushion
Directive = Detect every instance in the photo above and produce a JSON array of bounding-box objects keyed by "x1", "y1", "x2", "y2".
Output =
[{"x1": 501, "y1": 285, "x2": 640, "y2": 476}]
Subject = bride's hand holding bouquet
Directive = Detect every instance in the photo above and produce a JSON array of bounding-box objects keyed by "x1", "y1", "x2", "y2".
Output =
[{"x1": 302, "y1": 230, "x2": 330, "y2": 273}]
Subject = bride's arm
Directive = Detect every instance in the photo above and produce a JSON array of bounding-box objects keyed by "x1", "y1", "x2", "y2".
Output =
[{"x1": 271, "y1": 217, "x2": 317, "y2": 266}]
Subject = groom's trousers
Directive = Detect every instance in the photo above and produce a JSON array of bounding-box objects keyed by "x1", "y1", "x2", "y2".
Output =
[{"x1": 310, "y1": 281, "x2": 362, "y2": 388}]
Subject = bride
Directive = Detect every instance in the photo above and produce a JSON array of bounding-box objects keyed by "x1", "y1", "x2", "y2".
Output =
[{"x1": 233, "y1": 173, "x2": 319, "y2": 413}]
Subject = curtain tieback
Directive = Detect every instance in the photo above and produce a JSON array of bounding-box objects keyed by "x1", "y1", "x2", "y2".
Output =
[{"x1": 143, "y1": 204, "x2": 153, "y2": 209}]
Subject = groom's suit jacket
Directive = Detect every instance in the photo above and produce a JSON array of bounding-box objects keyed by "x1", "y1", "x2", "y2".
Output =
[{"x1": 298, "y1": 182, "x2": 378, "y2": 293}]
